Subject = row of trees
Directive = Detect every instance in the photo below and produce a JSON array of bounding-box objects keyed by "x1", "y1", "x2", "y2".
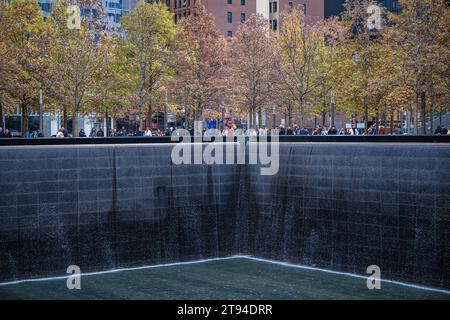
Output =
[{"x1": 0, "y1": 0, "x2": 448, "y2": 136}]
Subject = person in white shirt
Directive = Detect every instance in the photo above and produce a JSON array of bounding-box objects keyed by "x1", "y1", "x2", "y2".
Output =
[
  {"x1": 349, "y1": 127, "x2": 359, "y2": 135},
  {"x1": 56, "y1": 129, "x2": 64, "y2": 138}
]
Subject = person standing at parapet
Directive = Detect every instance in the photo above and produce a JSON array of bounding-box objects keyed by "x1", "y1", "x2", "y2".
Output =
[
  {"x1": 97, "y1": 127, "x2": 104, "y2": 137},
  {"x1": 89, "y1": 128, "x2": 97, "y2": 137},
  {"x1": 79, "y1": 129, "x2": 87, "y2": 137},
  {"x1": 56, "y1": 129, "x2": 64, "y2": 138},
  {"x1": 349, "y1": 127, "x2": 359, "y2": 135},
  {"x1": 4, "y1": 128, "x2": 12, "y2": 138}
]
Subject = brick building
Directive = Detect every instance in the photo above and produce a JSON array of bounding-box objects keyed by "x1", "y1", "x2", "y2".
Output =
[{"x1": 166, "y1": 0, "x2": 329, "y2": 37}]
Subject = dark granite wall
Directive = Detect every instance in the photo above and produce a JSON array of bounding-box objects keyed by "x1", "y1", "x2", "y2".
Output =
[
  {"x1": 0, "y1": 145, "x2": 241, "y2": 281},
  {"x1": 241, "y1": 144, "x2": 450, "y2": 289},
  {"x1": 0, "y1": 143, "x2": 449, "y2": 289}
]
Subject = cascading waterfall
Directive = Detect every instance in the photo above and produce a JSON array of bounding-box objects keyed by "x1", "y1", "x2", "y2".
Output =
[{"x1": 0, "y1": 143, "x2": 449, "y2": 289}]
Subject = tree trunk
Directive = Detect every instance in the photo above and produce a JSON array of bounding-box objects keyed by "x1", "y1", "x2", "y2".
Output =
[
  {"x1": 257, "y1": 106, "x2": 262, "y2": 130},
  {"x1": 0, "y1": 102, "x2": 3, "y2": 129},
  {"x1": 105, "y1": 112, "x2": 110, "y2": 136},
  {"x1": 285, "y1": 114, "x2": 288, "y2": 133},
  {"x1": 430, "y1": 90, "x2": 434, "y2": 135},
  {"x1": 330, "y1": 94, "x2": 335, "y2": 128},
  {"x1": 375, "y1": 114, "x2": 379, "y2": 133},
  {"x1": 421, "y1": 91, "x2": 426, "y2": 135},
  {"x1": 299, "y1": 103, "x2": 304, "y2": 127},
  {"x1": 413, "y1": 90, "x2": 419, "y2": 135},
  {"x1": 322, "y1": 111, "x2": 326, "y2": 127},
  {"x1": 61, "y1": 107, "x2": 68, "y2": 130},
  {"x1": 288, "y1": 108, "x2": 292, "y2": 129},
  {"x1": 363, "y1": 96, "x2": 368, "y2": 135},
  {"x1": 72, "y1": 112, "x2": 79, "y2": 137},
  {"x1": 21, "y1": 104, "x2": 28, "y2": 137},
  {"x1": 390, "y1": 112, "x2": 394, "y2": 135},
  {"x1": 249, "y1": 109, "x2": 253, "y2": 129},
  {"x1": 146, "y1": 104, "x2": 153, "y2": 131}
]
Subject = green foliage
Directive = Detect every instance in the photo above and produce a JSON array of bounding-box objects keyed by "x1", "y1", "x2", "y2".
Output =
[
  {"x1": 0, "y1": 0, "x2": 51, "y2": 135},
  {"x1": 120, "y1": 1, "x2": 178, "y2": 123}
]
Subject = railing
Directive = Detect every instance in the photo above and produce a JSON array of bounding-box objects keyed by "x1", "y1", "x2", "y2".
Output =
[{"x1": 0, "y1": 135, "x2": 449, "y2": 146}]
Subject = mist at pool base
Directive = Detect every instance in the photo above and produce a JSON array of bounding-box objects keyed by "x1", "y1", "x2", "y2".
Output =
[{"x1": 0, "y1": 143, "x2": 449, "y2": 295}]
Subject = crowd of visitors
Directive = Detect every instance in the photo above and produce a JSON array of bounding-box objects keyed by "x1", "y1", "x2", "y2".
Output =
[
  {"x1": 211, "y1": 125, "x2": 368, "y2": 136},
  {"x1": 54, "y1": 126, "x2": 172, "y2": 138},
  {"x1": 0, "y1": 127, "x2": 12, "y2": 138},
  {"x1": 1, "y1": 123, "x2": 449, "y2": 138},
  {"x1": 434, "y1": 125, "x2": 449, "y2": 135}
]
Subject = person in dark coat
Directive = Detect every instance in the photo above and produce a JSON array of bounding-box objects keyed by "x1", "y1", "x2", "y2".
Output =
[
  {"x1": 299, "y1": 127, "x2": 309, "y2": 135},
  {"x1": 328, "y1": 126, "x2": 338, "y2": 135},
  {"x1": 89, "y1": 128, "x2": 97, "y2": 137},
  {"x1": 79, "y1": 129, "x2": 87, "y2": 137},
  {"x1": 97, "y1": 127, "x2": 104, "y2": 137}
]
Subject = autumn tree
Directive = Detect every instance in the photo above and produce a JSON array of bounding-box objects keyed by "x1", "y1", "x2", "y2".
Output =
[
  {"x1": 172, "y1": 3, "x2": 228, "y2": 130},
  {"x1": 1, "y1": 0, "x2": 51, "y2": 136},
  {"x1": 278, "y1": 8, "x2": 339, "y2": 127},
  {"x1": 0, "y1": 1, "x2": 19, "y2": 129},
  {"x1": 0, "y1": 39, "x2": 16, "y2": 129},
  {"x1": 120, "y1": 1, "x2": 178, "y2": 130},
  {"x1": 47, "y1": 0, "x2": 111, "y2": 136},
  {"x1": 90, "y1": 36, "x2": 128, "y2": 135},
  {"x1": 308, "y1": 17, "x2": 345, "y2": 127},
  {"x1": 230, "y1": 14, "x2": 279, "y2": 129},
  {"x1": 387, "y1": 0, "x2": 449, "y2": 135},
  {"x1": 337, "y1": 0, "x2": 386, "y2": 133},
  {"x1": 365, "y1": 38, "x2": 411, "y2": 134}
]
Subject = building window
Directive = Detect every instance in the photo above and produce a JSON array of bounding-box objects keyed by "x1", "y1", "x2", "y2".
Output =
[
  {"x1": 272, "y1": 19, "x2": 278, "y2": 30},
  {"x1": 227, "y1": 12, "x2": 232, "y2": 23},
  {"x1": 227, "y1": 0, "x2": 232, "y2": 4},
  {"x1": 301, "y1": 3, "x2": 306, "y2": 14},
  {"x1": 272, "y1": 1, "x2": 277, "y2": 13},
  {"x1": 288, "y1": 2, "x2": 293, "y2": 11},
  {"x1": 392, "y1": 1, "x2": 397, "y2": 9},
  {"x1": 240, "y1": 13, "x2": 246, "y2": 23},
  {"x1": 241, "y1": 0, "x2": 245, "y2": 5},
  {"x1": 227, "y1": 31, "x2": 233, "y2": 37}
]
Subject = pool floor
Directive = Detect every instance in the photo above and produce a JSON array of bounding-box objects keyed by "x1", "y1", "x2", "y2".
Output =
[{"x1": 0, "y1": 257, "x2": 448, "y2": 300}]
